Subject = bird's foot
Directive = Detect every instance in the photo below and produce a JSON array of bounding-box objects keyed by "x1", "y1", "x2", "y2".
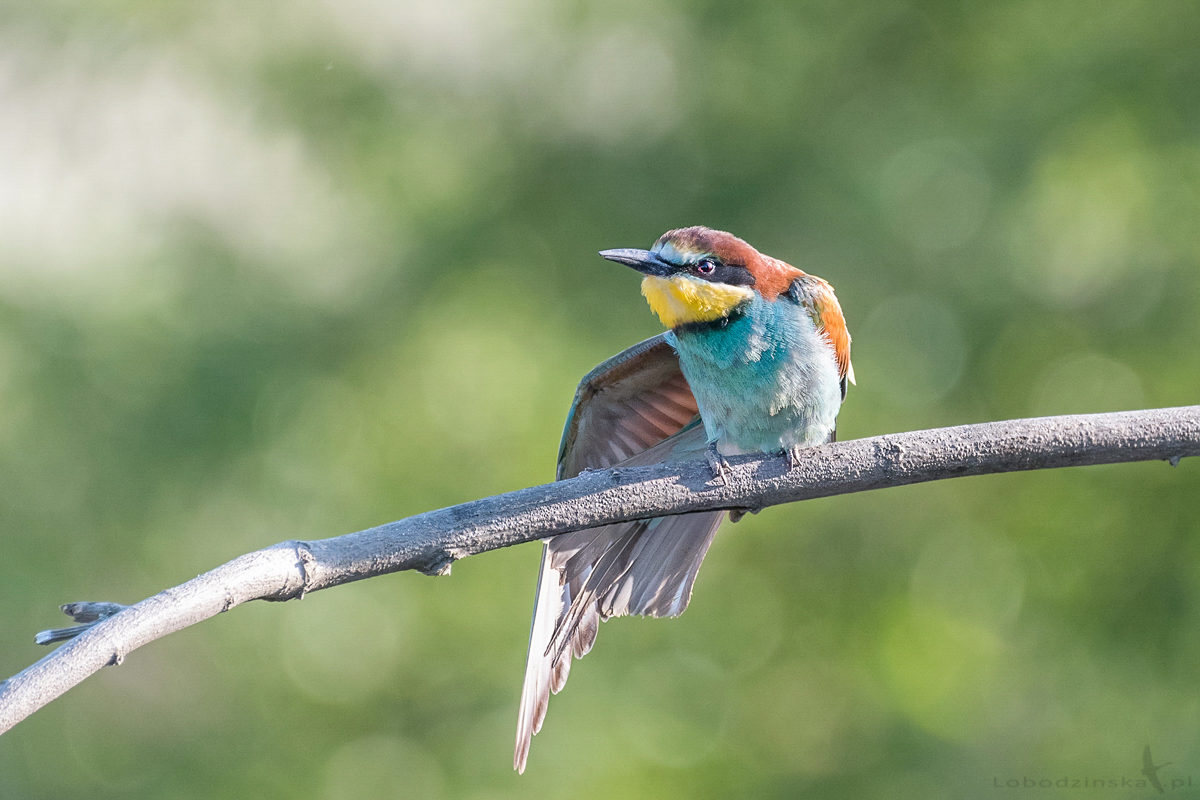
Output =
[
  {"x1": 783, "y1": 446, "x2": 804, "y2": 469},
  {"x1": 706, "y1": 443, "x2": 731, "y2": 486}
]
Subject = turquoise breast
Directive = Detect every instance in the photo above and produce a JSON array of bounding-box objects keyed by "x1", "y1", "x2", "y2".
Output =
[{"x1": 666, "y1": 293, "x2": 842, "y2": 455}]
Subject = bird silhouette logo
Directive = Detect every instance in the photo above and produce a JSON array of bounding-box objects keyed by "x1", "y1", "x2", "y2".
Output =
[{"x1": 1142, "y1": 745, "x2": 1171, "y2": 794}]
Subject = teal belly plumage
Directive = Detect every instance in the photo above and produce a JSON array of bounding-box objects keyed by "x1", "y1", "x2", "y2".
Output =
[{"x1": 668, "y1": 292, "x2": 842, "y2": 455}]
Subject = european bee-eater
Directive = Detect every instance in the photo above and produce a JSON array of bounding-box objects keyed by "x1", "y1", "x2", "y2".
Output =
[{"x1": 514, "y1": 226, "x2": 854, "y2": 772}]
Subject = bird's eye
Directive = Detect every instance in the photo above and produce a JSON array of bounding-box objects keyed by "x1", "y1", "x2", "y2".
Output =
[{"x1": 695, "y1": 259, "x2": 717, "y2": 276}]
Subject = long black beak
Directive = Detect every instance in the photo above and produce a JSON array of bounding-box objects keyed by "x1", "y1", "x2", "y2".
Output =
[{"x1": 598, "y1": 248, "x2": 675, "y2": 277}]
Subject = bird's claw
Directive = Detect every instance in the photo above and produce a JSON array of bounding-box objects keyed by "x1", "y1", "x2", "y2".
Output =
[
  {"x1": 706, "y1": 444, "x2": 731, "y2": 485},
  {"x1": 784, "y1": 446, "x2": 803, "y2": 469}
]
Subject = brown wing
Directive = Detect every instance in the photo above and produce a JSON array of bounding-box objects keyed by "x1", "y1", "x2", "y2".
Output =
[
  {"x1": 515, "y1": 336, "x2": 725, "y2": 773},
  {"x1": 556, "y1": 333, "x2": 700, "y2": 480}
]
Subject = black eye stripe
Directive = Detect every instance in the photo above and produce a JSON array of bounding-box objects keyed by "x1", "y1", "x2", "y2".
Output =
[{"x1": 687, "y1": 259, "x2": 755, "y2": 287}]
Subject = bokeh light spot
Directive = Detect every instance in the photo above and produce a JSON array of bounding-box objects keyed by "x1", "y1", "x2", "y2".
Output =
[
  {"x1": 878, "y1": 140, "x2": 992, "y2": 252},
  {"x1": 618, "y1": 653, "x2": 728, "y2": 768},
  {"x1": 1008, "y1": 114, "x2": 1155, "y2": 307},
  {"x1": 880, "y1": 601, "x2": 1002, "y2": 742},
  {"x1": 322, "y1": 734, "x2": 445, "y2": 800},
  {"x1": 1030, "y1": 352, "x2": 1146, "y2": 416},
  {"x1": 279, "y1": 587, "x2": 406, "y2": 707},
  {"x1": 909, "y1": 527, "x2": 1025, "y2": 633},
  {"x1": 859, "y1": 294, "x2": 967, "y2": 407}
]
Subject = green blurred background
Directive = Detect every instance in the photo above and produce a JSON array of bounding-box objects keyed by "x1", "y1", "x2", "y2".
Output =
[{"x1": 1, "y1": 0, "x2": 1198, "y2": 797}]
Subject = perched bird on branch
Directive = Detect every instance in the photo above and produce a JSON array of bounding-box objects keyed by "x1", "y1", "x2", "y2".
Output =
[{"x1": 514, "y1": 226, "x2": 854, "y2": 772}]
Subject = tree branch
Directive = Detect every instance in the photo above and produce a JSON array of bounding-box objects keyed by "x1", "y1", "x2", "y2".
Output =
[{"x1": 2, "y1": 406, "x2": 1197, "y2": 734}]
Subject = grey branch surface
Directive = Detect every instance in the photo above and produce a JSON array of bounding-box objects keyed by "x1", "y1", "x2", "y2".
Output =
[{"x1": 2, "y1": 406, "x2": 1198, "y2": 735}]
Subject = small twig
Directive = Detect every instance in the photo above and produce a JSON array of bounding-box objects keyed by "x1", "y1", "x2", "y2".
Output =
[
  {"x1": 0, "y1": 406, "x2": 1196, "y2": 734},
  {"x1": 34, "y1": 602, "x2": 129, "y2": 645}
]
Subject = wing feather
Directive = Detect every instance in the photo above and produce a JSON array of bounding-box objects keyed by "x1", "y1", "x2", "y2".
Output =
[
  {"x1": 515, "y1": 337, "x2": 723, "y2": 773},
  {"x1": 556, "y1": 334, "x2": 699, "y2": 479},
  {"x1": 787, "y1": 275, "x2": 855, "y2": 399}
]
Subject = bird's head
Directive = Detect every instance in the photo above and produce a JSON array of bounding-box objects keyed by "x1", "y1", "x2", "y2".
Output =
[{"x1": 600, "y1": 226, "x2": 804, "y2": 329}]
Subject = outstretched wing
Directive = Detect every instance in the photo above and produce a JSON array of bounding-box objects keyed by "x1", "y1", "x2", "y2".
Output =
[
  {"x1": 515, "y1": 335, "x2": 725, "y2": 773},
  {"x1": 555, "y1": 333, "x2": 700, "y2": 479}
]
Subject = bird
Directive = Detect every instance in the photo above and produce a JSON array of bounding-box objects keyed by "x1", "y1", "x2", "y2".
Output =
[
  {"x1": 513, "y1": 225, "x2": 854, "y2": 773},
  {"x1": 1142, "y1": 745, "x2": 1170, "y2": 794}
]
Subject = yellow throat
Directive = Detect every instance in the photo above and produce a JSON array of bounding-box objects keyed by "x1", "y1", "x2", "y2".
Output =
[{"x1": 641, "y1": 274, "x2": 754, "y2": 328}]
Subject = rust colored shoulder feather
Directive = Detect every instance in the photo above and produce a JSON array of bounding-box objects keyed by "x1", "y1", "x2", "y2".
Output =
[
  {"x1": 752, "y1": 254, "x2": 806, "y2": 301},
  {"x1": 787, "y1": 274, "x2": 855, "y2": 395}
]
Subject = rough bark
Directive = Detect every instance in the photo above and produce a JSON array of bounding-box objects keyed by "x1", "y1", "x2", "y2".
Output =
[{"x1": 1, "y1": 406, "x2": 1196, "y2": 735}]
